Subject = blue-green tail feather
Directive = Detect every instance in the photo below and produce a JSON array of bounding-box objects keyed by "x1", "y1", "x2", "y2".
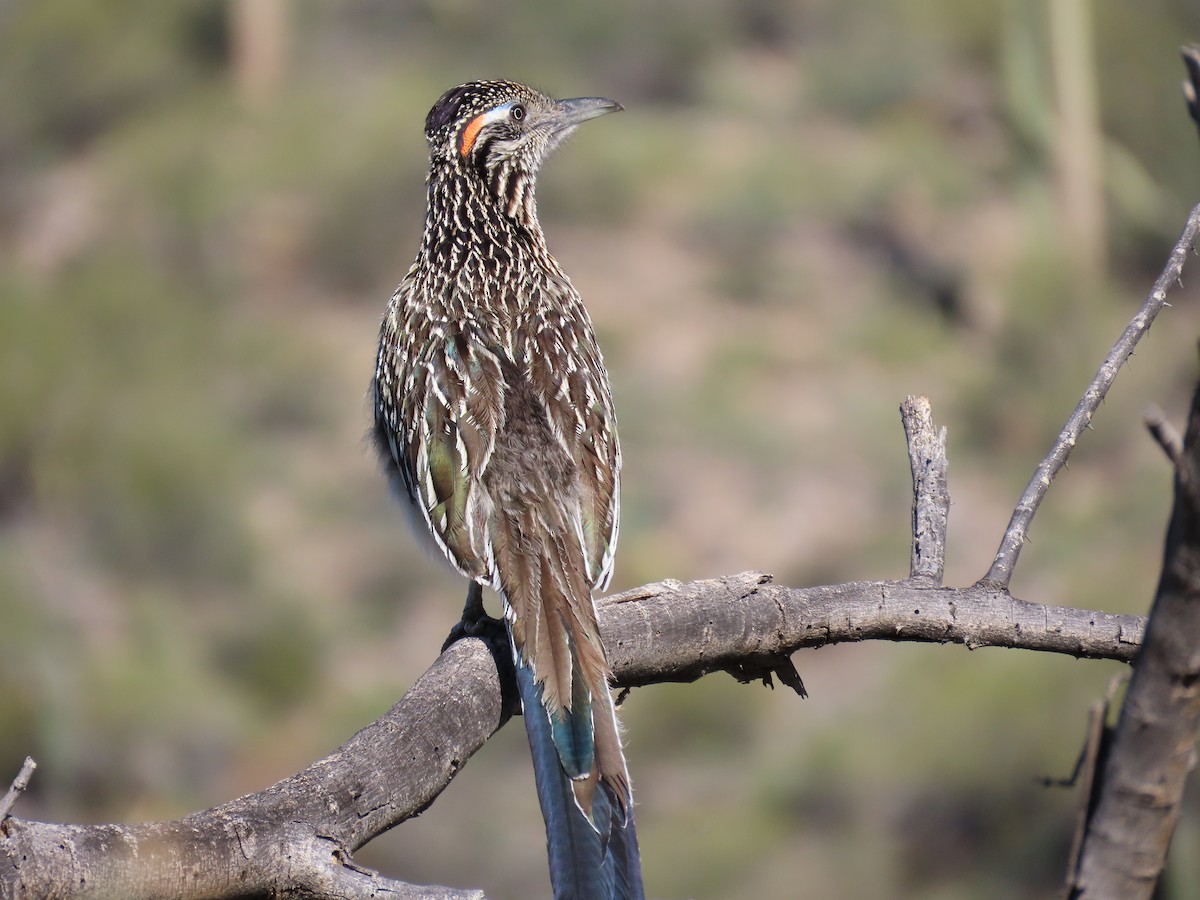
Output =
[
  {"x1": 548, "y1": 657, "x2": 596, "y2": 780},
  {"x1": 517, "y1": 659, "x2": 644, "y2": 900}
]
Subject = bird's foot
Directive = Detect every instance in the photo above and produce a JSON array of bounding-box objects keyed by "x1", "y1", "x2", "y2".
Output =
[
  {"x1": 440, "y1": 584, "x2": 519, "y2": 719},
  {"x1": 441, "y1": 581, "x2": 505, "y2": 652},
  {"x1": 441, "y1": 609, "x2": 507, "y2": 653}
]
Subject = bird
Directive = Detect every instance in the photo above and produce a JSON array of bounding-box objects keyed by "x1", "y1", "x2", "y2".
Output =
[{"x1": 371, "y1": 80, "x2": 644, "y2": 899}]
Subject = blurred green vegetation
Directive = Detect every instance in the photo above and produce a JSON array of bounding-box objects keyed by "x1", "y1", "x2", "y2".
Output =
[{"x1": 2, "y1": 1, "x2": 1200, "y2": 897}]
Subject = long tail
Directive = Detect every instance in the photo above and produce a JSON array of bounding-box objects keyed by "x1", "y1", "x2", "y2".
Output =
[{"x1": 516, "y1": 658, "x2": 645, "y2": 900}]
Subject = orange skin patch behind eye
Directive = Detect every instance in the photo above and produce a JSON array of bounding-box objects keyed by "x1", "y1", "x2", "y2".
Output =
[{"x1": 460, "y1": 113, "x2": 487, "y2": 158}]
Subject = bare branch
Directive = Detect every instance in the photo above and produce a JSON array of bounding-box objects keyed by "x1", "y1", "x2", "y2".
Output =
[
  {"x1": 2, "y1": 642, "x2": 501, "y2": 900},
  {"x1": 2, "y1": 574, "x2": 1145, "y2": 898},
  {"x1": 1061, "y1": 675, "x2": 1123, "y2": 891},
  {"x1": 1070, "y1": 380, "x2": 1200, "y2": 899},
  {"x1": 981, "y1": 203, "x2": 1200, "y2": 590},
  {"x1": 1183, "y1": 45, "x2": 1200, "y2": 144},
  {"x1": 901, "y1": 395, "x2": 949, "y2": 583},
  {"x1": 603, "y1": 575, "x2": 1144, "y2": 690},
  {"x1": 0, "y1": 757, "x2": 36, "y2": 822},
  {"x1": 1145, "y1": 404, "x2": 1184, "y2": 466}
]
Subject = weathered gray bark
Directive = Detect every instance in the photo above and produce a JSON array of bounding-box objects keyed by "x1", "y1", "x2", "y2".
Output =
[
  {"x1": 1066, "y1": 380, "x2": 1200, "y2": 898},
  {"x1": 1, "y1": 571, "x2": 1147, "y2": 899},
  {"x1": 2, "y1": 642, "x2": 503, "y2": 899},
  {"x1": 902, "y1": 395, "x2": 950, "y2": 585},
  {"x1": 604, "y1": 574, "x2": 1143, "y2": 690},
  {"x1": 1054, "y1": 71, "x2": 1200, "y2": 897}
]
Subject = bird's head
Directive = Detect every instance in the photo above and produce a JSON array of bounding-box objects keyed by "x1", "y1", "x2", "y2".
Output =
[{"x1": 424, "y1": 80, "x2": 622, "y2": 184}]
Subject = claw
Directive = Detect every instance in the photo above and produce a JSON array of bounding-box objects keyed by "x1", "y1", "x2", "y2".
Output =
[{"x1": 441, "y1": 582, "x2": 500, "y2": 651}]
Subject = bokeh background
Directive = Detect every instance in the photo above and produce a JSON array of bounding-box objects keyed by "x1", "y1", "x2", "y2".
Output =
[{"x1": 3, "y1": 1, "x2": 1200, "y2": 897}]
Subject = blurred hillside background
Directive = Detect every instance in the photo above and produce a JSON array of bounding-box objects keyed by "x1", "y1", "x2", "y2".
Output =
[{"x1": 3, "y1": 1, "x2": 1200, "y2": 897}]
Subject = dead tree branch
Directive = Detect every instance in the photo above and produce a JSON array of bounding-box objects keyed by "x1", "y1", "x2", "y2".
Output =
[
  {"x1": 0, "y1": 759, "x2": 35, "y2": 824},
  {"x1": 1145, "y1": 404, "x2": 1185, "y2": 466},
  {"x1": 1066, "y1": 379, "x2": 1200, "y2": 899},
  {"x1": 981, "y1": 203, "x2": 1200, "y2": 590},
  {"x1": 2, "y1": 646, "x2": 500, "y2": 900},
  {"x1": 1, "y1": 567, "x2": 1146, "y2": 899},
  {"x1": 1184, "y1": 45, "x2": 1200, "y2": 144},
  {"x1": 902, "y1": 395, "x2": 950, "y2": 584}
]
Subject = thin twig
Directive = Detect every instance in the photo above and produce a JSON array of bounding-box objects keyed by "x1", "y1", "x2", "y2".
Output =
[
  {"x1": 0, "y1": 757, "x2": 36, "y2": 821},
  {"x1": 1145, "y1": 404, "x2": 1184, "y2": 466},
  {"x1": 980, "y1": 204, "x2": 1200, "y2": 590},
  {"x1": 901, "y1": 395, "x2": 950, "y2": 584},
  {"x1": 1183, "y1": 45, "x2": 1200, "y2": 141}
]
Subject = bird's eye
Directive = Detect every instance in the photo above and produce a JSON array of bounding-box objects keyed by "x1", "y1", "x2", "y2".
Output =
[{"x1": 510, "y1": 104, "x2": 525, "y2": 122}]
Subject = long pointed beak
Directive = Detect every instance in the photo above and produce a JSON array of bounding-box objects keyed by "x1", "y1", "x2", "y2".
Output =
[{"x1": 552, "y1": 96, "x2": 624, "y2": 128}]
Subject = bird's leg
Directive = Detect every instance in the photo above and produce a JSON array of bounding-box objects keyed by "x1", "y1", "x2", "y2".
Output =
[
  {"x1": 442, "y1": 581, "x2": 496, "y2": 648},
  {"x1": 463, "y1": 579, "x2": 487, "y2": 624},
  {"x1": 442, "y1": 582, "x2": 520, "y2": 719}
]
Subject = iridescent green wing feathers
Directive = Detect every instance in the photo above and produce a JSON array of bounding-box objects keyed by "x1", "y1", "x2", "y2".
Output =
[{"x1": 386, "y1": 303, "x2": 506, "y2": 581}]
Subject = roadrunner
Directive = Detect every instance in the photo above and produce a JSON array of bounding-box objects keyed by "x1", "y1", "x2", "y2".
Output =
[{"x1": 372, "y1": 80, "x2": 643, "y2": 899}]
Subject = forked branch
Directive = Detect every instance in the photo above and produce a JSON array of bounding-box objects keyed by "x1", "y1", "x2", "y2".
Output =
[{"x1": 1, "y1": 565, "x2": 1147, "y2": 899}]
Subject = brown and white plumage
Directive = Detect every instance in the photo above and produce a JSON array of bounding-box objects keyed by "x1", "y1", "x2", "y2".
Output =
[{"x1": 371, "y1": 80, "x2": 639, "y2": 897}]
